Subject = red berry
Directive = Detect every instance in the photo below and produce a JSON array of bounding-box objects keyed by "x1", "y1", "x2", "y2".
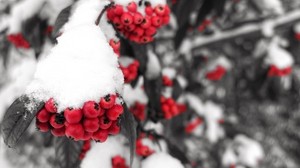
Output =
[
  {"x1": 83, "y1": 118, "x2": 100, "y2": 133},
  {"x1": 99, "y1": 116, "x2": 112, "y2": 129},
  {"x1": 133, "y1": 13, "x2": 143, "y2": 24},
  {"x1": 166, "y1": 98, "x2": 175, "y2": 105},
  {"x1": 65, "y1": 123, "x2": 84, "y2": 140},
  {"x1": 170, "y1": 105, "x2": 179, "y2": 116},
  {"x1": 154, "y1": 5, "x2": 166, "y2": 16},
  {"x1": 107, "y1": 8, "x2": 115, "y2": 20},
  {"x1": 82, "y1": 132, "x2": 93, "y2": 140},
  {"x1": 127, "y1": 2, "x2": 137, "y2": 13},
  {"x1": 145, "y1": 26, "x2": 157, "y2": 36},
  {"x1": 129, "y1": 34, "x2": 140, "y2": 43},
  {"x1": 121, "y1": 12, "x2": 133, "y2": 25},
  {"x1": 164, "y1": 5, "x2": 171, "y2": 15},
  {"x1": 133, "y1": 27, "x2": 144, "y2": 37},
  {"x1": 45, "y1": 98, "x2": 57, "y2": 113},
  {"x1": 125, "y1": 24, "x2": 136, "y2": 32},
  {"x1": 51, "y1": 127, "x2": 65, "y2": 137},
  {"x1": 106, "y1": 104, "x2": 124, "y2": 121},
  {"x1": 113, "y1": 17, "x2": 123, "y2": 29},
  {"x1": 140, "y1": 36, "x2": 153, "y2": 43},
  {"x1": 145, "y1": 6, "x2": 153, "y2": 15},
  {"x1": 36, "y1": 121, "x2": 49, "y2": 132},
  {"x1": 83, "y1": 101, "x2": 103, "y2": 118},
  {"x1": 113, "y1": 5, "x2": 124, "y2": 16},
  {"x1": 109, "y1": 39, "x2": 120, "y2": 51},
  {"x1": 92, "y1": 129, "x2": 109, "y2": 142},
  {"x1": 82, "y1": 140, "x2": 91, "y2": 151},
  {"x1": 151, "y1": 16, "x2": 162, "y2": 27},
  {"x1": 140, "y1": 17, "x2": 151, "y2": 29},
  {"x1": 162, "y1": 104, "x2": 170, "y2": 113},
  {"x1": 112, "y1": 155, "x2": 127, "y2": 167},
  {"x1": 108, "y1": 121, "x2": 120, "y2": 135},
  {"x1": 64, "y1": 108, "x2": 83, "y2": 124},
  {"x1": 100, "y1": 95, "x2": 116, "y2": 109},
  {"x1": 162, "y1": 15, "x2": 170, "y2": 25},
  {"x1": 36, "y1": 108, "x2": 51, "y2": 123},
  {"x1": 50, "y1": 114, "x2": 65, "y2": 129}
]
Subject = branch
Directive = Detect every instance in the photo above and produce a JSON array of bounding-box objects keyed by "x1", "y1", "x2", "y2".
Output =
[{"x1": 178, "y1": 10, "x2": 300, "y2": 54}]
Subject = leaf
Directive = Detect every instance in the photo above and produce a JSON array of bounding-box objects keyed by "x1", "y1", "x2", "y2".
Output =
[
  {"x1": 164, "y1": 137, "x2": 190, "y2": 164},
  {"x1": 194, "y1": 0, "x2": 214, "y2": 27},
  {"x1": 52, "y1": 5, "x2": 72, "y2": 39},
  {"x1": 120, "y1": 103, "x2": 137, "y2": 166},
  {"x1": 1, "y1": 95, "x2": 44, "y2": 148},
  {"x1": 172, "y1": 78, "x2": 183, "y2": 100},
  {"x1": 54, "y1": 137, "x2": 83, "y2": 168},
  {"x1": 130, "y1": 42, "x2": 148, "y2": 75}
]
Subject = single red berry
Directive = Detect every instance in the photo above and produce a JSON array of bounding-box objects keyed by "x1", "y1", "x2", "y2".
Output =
[
  {"x1": 129, "y1": 34, "x2": 140, "y2": 43},
  {"x1": 100, "y1": 94, "x2": 116, "y2": 109},
  {"x1": 151, "y1": 16, "x2": 162, "y2": 27},
  {"x1": 112, "y1": 155, "x2": 127, "y2": 167},
  {"x1": 36, "y1": 108, "x2": 51, "y2": 123},
  {"x1": 109, "y1": 39, "x2": 120, "y2": 51},
  {"x1": 161, "y1": 104, "x2": 170, "y2": 113},
  {"x1": 166, "y1": 98, "x2": 175, "y2": 105},
  {"x1": 65, "y1": 123, "x2": 85, "y2": 140},
  {"x1": 145, "y1": 6, "x2": 153, "y2": 15},
  {"x1": 107, "y1": 8, "x2": 115, "y2": 20},
  {"x1": 83, "y1": 101, "x2": 103, "y2": 118},
  {"x1": 45, "y1": 98, "x2": 57, "y2": 113},
  {"x1": 125, "y1": 24, "x2": 136, "y2": 32},
  {"x1": 140, "y1": 17, "x2": 151, "y2": 29},
  {"x1": 113, "y1": 5, "x2": 124, "y2": 16},
  {"x1": 64, "y1": 108, "x2": 83, "y2": 124},
  {"x1": 170, "y1": 104, "x2": 179, "y2": 116},
  {"x1": 133, "y1": 13, "x2": 143, "y2": 24},
  {"x1": 82, "y1": 140, "x2": 91, "y2": 151},
  {"x1": 50, "y1": 114, "x2": 65, "y2": 129},
  {"x1": 99, "y1": 116, "x2": 112, "y2": 129},
  {"x1": 145, "y1": 26, "x2": 157, "y2": 36},
  {"x1": 162, "y1": 75, "x2": 173, "y2": 86},
  {"x1": 154, "y1": 5, "x2": 166, "y2": 16},
  {"x1": 113, "y1": 17, "x2": 123, "y2": 29},
  {"x1": 164, "y1": 5, "x2": 171, "y2": 15},
  {"x1": 127, "y1": 2, "x2": 137, "y2": 13},
  {"x1": 121, "y1": 12, "x2": 133, "y2": 25},
  {"x1": 133, "y1": 27, "x2": 144, "y2": 37},
  {"x1": 51, "y1": 127, "x2": 65, "y2": 137},
  {"x1": 160, "y1": 96, "x2": 166, "y2": 103},
  {"x1": 108, "y1": 121, "x2": 120, "y2": 135},
  {"x1": 164, "y1": 110, "x2": 173, "y2": 119},
  {"x1": 107, "y1": 104, "x2": 124, "y2": 121},
  {"x1": 162, "y1": 15, "x2": 170, "y2": 25},
  {"x1": 36, "y1": 120, "x2": 50, "y2": 132},
  {"x1": 140, "y1": 36, "x2": 153, "y2": 43},
  {"x1": 83, "y1": 118, "x2": 100, "y2": 133},
  {"x1": 92, "y1": 129, "x2": 109, "y2": 142},
  {"x1": 82, "y1": 132, "x2": 93, "y2": 141}
]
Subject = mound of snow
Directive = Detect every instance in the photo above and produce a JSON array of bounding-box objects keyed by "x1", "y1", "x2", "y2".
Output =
[{"x1": 142, "y1": 152, "x2": 184, "y2": 168}]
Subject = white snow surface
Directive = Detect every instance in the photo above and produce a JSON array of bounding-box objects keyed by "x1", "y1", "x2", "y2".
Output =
[
  {"x1": 207, "y1": 56, "x2": 232, "y2": 71},
  {"x1": 123, "y1": 78, "x2": 148, "y2": 106},
  {"x1": 26, "y1": 0, "x2": 123, "y2": 111},
  {"x1": 265, "y1": 39, "x2": 294, "y2": 68},
  {"x1": 162, "y1": 67, "x2": 176, "y2": 79},
  {"x1": 253, "y1": 0, "x2": 284, "y2": 15},
  {"x1": 142, "y1": 152, "x2": 184, "y2": 168},
  {"x1": 222, "y1": 135, "x2": 264, "y2": 168},
  {"x1": 294, "y1": 22, "x2": 300, "y2": 33}
]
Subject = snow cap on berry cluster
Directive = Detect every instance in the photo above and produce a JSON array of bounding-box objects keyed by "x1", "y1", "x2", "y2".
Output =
[
  {"x1": 113, "y1": 0, "x2": 167, "y2": 15},
  {"x1": 207, "y1": 56, "x2": 232, "y2": 71},
  {"x1": 26, "y1": 0, "x2": 124, "y2": 111},
  {"x1": 265, "y1": 38, "x2": 294, "y2": 69}
]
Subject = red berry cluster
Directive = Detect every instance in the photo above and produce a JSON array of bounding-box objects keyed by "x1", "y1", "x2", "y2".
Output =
[
  {"x1": 162, "y1": 75, "x2": 173, "y2": 87},
  {"x1": 185, "y1": 117, "x2": 203, "y2": 134},
  {"x1": 111, "y1": 155, "x2": 129, "y2": 168},
  {"x1": 160, "y1": 96, "x2": 186, "y2": 119},
  {"x1": 36, "y1": 95, "x2": 123, "y2": 142},
  {"x1": 120, "y1": 60, "x2": 140, "y2": 83},
  {"x1": 136, "y1": 137, "x2": 155, "y2": 157},
  {"x1": 268, "y1": 65, "x2": 292, "y2": 77},
  {"x1": 109, "y1": 39, "x2": 121, "y2": 56},
  {"x1": 7, "y1": 33, "x2": 30, "y2": 49},
  {"x1": 129, "y1": 101, "x2": 146, "y2": 121},
  {"x1": 107, "y1": 2, "x2": 170, "y2": 44},
  {"x1": 198, "y1": 19, "x2": 212, "y2": 32},
  {"x1": 79, "y1": 140, "x2": 91, "y2": 160},
  {"x1": 295, "y1": 33, "x2": 300, "y2": 41},
  {"x1": 205, "y1": 65, "x2": 226, "y2": 81}
]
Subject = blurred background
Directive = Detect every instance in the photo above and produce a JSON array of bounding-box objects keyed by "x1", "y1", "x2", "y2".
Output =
[{"x1": 1, "y1": 0, "x2": 300, "y2": 168}]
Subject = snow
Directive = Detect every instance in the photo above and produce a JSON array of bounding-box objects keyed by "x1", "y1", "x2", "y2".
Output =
[
  {"x1": 294, "y1": 22, "x2": 300, "y2": 33},
  {"x1": 145, "y1": 50, "x2": 161, "y2": 79},
  {"x1": 265, "y1": 38, "x2": 294, "y2": 68},
  {"x1": 207, "y1": 56, "x2": 231, "y2": 71},
  {"x1": 144, "y1": 121, "x2": 164, "y2": 135},
  {"x1": 253, "y1": 0, "x2": 284, "y2": 15},
  {"x1": 222, "y1": 135, "x2": 264, "y2": 168},
  {"x1": 123, "y1": 78, "x2": 148, "y2": 106},
  {"x1": 162, "y1": 67, "x2": 176, "y2": 79},
  {"x1": 142, "y1": 152, "x2": 184, "y2": 168},
  {"x1": 81, "y1": 136, "x2": 139, "y2": 168},
  {"x1": 262, "y1": 20, "x2": 275, "y2": 37},
  {"x1": 26, "y1": 0, "x2": 124, "y2": 111},
  {"x1": 8, "y1": 0, "x2": 46, "y2": 33}
]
